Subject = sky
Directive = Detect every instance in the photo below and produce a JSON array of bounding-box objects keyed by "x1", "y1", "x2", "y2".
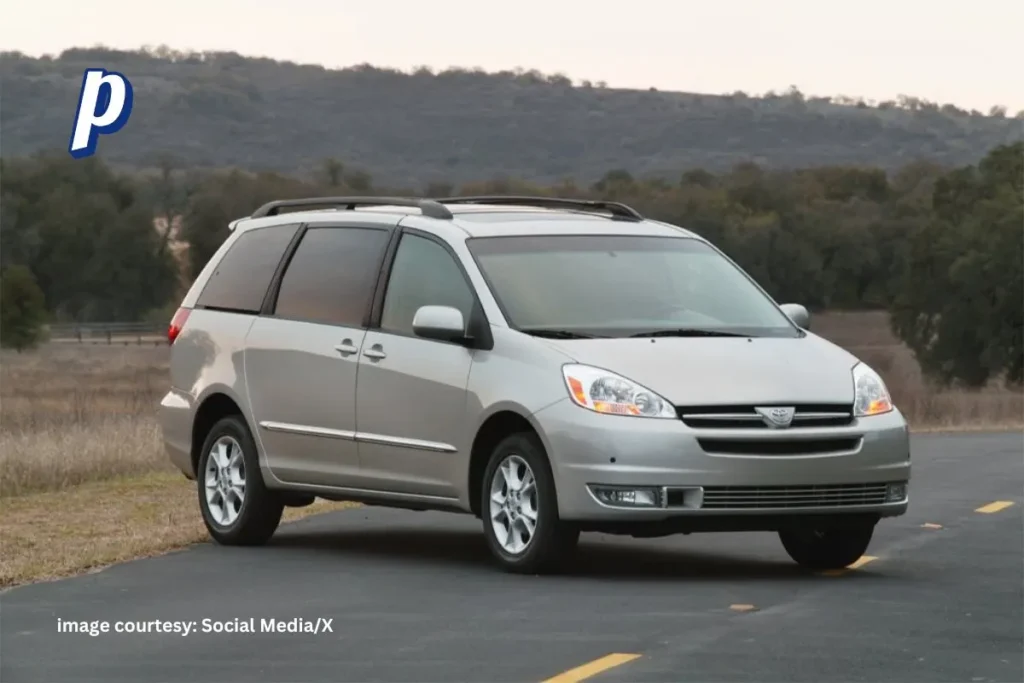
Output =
[{"x1": 5, "y1": 0, "x2": 1022, "y2": 112}]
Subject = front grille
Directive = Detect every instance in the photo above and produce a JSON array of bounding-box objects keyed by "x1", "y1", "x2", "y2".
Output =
[
  {"x1": 699, "y1": 483, "x2": 889, "y2": 509},
  {"x1": 677, "y1": 404, "x2": 853, "y2": 429},
  {"x1": 697, "y1": 436, "x2": 862, "y2": 456}
]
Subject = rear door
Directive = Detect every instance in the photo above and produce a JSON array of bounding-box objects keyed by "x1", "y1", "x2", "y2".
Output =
[{"x1": 245, "y1": 219, "x2": 393, "y2": 488}]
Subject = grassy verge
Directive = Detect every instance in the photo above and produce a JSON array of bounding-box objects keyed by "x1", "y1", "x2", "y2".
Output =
[
  {"x1": 0, "y1": 416, "x2": 166, "y2": 497},
  {"x1": 0, "y1": 472, "x2": 359, "y2": 589}
]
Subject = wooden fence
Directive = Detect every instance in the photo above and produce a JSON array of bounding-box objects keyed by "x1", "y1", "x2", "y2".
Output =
[{"x1": 46, "y1": 322, "x2": 168, "y2": 345}]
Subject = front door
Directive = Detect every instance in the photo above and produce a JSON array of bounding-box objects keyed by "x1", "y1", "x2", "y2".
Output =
[
  {"x1": 354, "y1": 230, "x2": 480, "y2": 498},
  {"x1": 245, "y1": 223, "x2": 392, "y2": 488}
]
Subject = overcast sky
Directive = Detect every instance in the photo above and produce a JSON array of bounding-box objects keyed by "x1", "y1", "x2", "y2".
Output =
[{"x1": 6, "y1": 0, "x2": 1021, "y2": 111}]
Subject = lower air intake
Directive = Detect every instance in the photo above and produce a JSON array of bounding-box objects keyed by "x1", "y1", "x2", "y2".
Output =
[{"x1": 699, "y1": 483, "x2": 889, "y2": 509}]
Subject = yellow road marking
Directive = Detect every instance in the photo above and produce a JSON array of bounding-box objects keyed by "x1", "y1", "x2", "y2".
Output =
[
  {"x1": 541, "y1": 653, "x2": 642, "y2": 683},
  {"x1": 730, "y1": 604, "x2": 757, "y2": 612},
  {"x1": 976, "y1": 501, "x2": 1014, "y2": 514},
  {"x1": 821, "y1": 555, "x2": 877, "y2": 576},
  {"x1": 921, "y1": 523, "x2": 943, "y2": 529},
  {"x1": 849, "y1": 555, "x2": 878, "y2": 569}
]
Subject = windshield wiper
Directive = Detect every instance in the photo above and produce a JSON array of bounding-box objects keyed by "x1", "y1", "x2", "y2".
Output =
[
  {"x1": 520, "y1": 329, "x2": 603, "y2": 340},
  {"x1": 629, "y1": 328, "x2": 752, "y2": 338}
]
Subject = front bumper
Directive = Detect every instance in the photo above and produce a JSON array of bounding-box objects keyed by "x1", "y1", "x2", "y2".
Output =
[{"x1": 535, "y1": 398, "x2": 911, "y2": 524}]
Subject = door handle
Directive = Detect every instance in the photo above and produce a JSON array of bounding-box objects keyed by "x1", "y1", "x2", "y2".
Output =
[
  {"x1": 334, "y1": 339, "x2": 359, "y2": 356},
  {"x1": 362, "y1": 344, "x2": 386, "y2": 360}
]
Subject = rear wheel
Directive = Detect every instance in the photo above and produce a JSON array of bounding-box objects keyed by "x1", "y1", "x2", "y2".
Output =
[
  {"x1": 779, "y1": 521, "x2": 875, "y2": 570},
  {"x1": 197, "y1": 415, "x2": 283, "y2": 545},
  {"x1": 481, "y1": 432, "x2": 579, "y2": 574}
]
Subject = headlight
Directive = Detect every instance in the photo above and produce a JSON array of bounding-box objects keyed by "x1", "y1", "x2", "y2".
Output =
[
  {"x1": 853, "y1": 362, "x2": 893, "y2": 417},
  {"x1": 561, "y1": 364, "x2": 676, "y2": 418}
]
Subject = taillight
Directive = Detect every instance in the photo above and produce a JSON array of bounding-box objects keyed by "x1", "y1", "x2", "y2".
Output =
[{"x1": 168, "y1": 307, "x2": 191, "y2": 344}]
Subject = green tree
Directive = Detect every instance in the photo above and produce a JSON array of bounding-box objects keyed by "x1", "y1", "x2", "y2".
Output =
[
  {"x1": 0, "y1": 153, "x2": 179, "y2": 321},
  {"x1": 889, "y1": 143, "x2": 1024, "y2": 386},
  {"x1": 0, "y1": 265, "x2": 47, "y2": 351}
]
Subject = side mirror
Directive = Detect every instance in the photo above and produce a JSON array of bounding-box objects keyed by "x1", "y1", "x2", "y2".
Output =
[
  {"x1": 412, "y1": 305, "x2": 467, "y2": 343},
  {"x1": 780, "y1": 303, "x2": 810, "y2": 329}
]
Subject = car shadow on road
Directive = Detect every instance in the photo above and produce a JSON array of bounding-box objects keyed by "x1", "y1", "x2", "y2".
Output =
[{"x1": 265, "y1": 525, "x2": 884, "y2": 582}]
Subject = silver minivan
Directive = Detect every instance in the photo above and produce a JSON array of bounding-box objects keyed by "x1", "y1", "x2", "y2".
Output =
[{"x1": 159, "y1": 196, "x2": 910, "y2": 573}]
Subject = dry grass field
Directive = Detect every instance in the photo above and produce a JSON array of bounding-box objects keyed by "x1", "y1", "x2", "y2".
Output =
[
  {"x1": 1, "y1": 311, "x2": 1020, "y2": 587},
  {"x1": 0, "y1": 343, "x2": 355, "y2": 587}
]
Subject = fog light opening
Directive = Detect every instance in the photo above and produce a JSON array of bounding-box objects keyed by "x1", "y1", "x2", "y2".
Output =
[
  {"x1": 590, "y1": 485, "x2": 661, "y2": 508},
  {"x1": 886, "y1": 482, "x2": 908, "y2": 503}
]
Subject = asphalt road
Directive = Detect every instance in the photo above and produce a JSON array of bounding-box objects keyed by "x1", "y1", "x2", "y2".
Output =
[{"x1": 2, "y1": 432, "x2": 1021, "y2": 683}]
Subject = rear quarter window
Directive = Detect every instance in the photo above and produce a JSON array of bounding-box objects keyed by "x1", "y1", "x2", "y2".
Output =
[{"x1": 195, "y1": 224, "x2": 300, "y2": 313}]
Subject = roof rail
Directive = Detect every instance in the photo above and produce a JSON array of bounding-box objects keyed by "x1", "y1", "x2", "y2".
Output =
[
  {"x1": 250, "y1": 196, "x2": 453, "y2": 220},
  {"x1": 435, "y1": 195, "x2": 644, "y2": 221}
]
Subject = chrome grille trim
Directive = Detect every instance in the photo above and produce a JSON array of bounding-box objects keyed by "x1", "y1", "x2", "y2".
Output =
[
  {"x1": 696, "y1": 483, "x2": 889, "y2": 509},
  {"x1": 677, "y1": 412, "x2": 852, "y2": 421},
  {"x1": 677, "y1": 404, "x2": 854, "y2": 429}
]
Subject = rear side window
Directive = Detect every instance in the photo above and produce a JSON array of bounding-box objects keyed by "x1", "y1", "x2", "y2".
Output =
[
  {"x1": 196, "y1": 224, "x2": 299, "y2": 313},
  {"x1": 273, "y1": 226, "x2": 390, "y2": 327}
]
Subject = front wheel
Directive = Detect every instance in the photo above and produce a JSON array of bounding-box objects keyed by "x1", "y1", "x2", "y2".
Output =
[
  {"x1": 480, "y1": 432, "x2": 579, "y2": 574},
  {"x1": 779, "y1": 522, "x2": 875, "y2": 570}
]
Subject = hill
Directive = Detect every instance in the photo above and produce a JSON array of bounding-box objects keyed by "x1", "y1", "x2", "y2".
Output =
[{"x1": 2, "y1": 47, "x2": 1021, "y2": 186}]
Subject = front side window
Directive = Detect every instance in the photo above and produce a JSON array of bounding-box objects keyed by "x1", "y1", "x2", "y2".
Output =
[
  {"x1": 274, "y1": 226, "x2": 390, "y2": 327},
  {"x1": 467, "y1": 235, "x2": 798, "y2": 338},
  {"x1": 380, "y1": 233, "x2": 476, "y2": 336}
]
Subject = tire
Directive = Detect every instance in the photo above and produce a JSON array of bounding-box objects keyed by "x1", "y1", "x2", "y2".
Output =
[
  {"x1": 196, "y1": 415, "x2": 284, "y2": 546},
  {"x1": 779, "y1": 521, "x2": 875, "y2": 570},
  {"x1": 480, "y1": 431, "x2": 579, "y2": 574}
]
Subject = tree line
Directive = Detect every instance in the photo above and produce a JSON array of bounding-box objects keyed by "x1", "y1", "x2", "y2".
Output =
[{"x1": 1, "y1": 143, "x2": 1020, "y2": 387}]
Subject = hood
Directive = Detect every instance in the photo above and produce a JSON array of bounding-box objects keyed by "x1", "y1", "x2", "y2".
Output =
[{"x1": 539, "y1": 333, "x2": 859, "y2": 406}]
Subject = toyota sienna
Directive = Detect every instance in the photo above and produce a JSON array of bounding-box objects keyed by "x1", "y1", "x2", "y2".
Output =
[{"x1": 159, "y1": 196, "x2": 910, "y2": 573}]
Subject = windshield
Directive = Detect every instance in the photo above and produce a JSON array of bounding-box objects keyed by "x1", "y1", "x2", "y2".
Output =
[{"x1": 466, "y1": 234, "x2": 800, "y2": 338}]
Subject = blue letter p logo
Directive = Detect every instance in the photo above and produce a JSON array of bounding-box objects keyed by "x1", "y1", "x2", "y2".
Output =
[{"x1": 68, "y1": 69, "x2": 134, "y2": 159}]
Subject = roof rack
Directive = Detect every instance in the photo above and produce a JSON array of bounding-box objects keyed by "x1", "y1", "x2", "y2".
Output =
[
  {"x1": 435, "y1": 195, "x2": 644, "y2": 221},
  {"x1": 250, "y1": 196, "x2": 453, "y2": 220}
]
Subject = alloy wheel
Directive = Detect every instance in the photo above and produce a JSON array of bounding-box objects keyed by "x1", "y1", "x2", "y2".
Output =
[
  {"x1": 488, "y1": 454, "x2": 538, "y2": 554},
  {"x1": 204, "y1": 435, "x2": 246, "y2": 526}
]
